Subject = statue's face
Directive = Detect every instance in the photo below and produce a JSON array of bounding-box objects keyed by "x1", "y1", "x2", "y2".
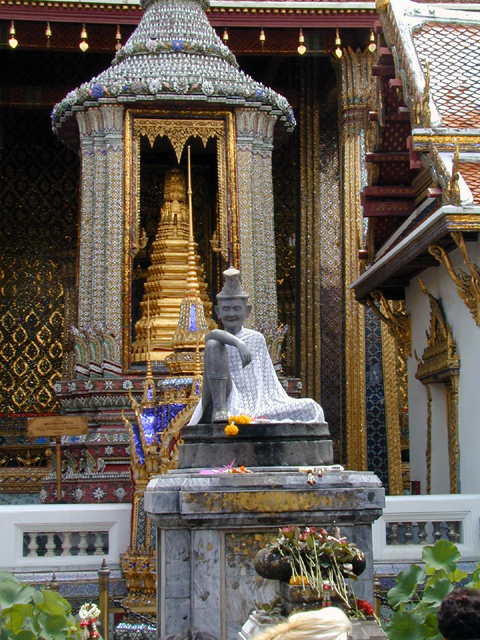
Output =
[{"x1": 216, "y1": 297, "x2": 250, "y2": 335}]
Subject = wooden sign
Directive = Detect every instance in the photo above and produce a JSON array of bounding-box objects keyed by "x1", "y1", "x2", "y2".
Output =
[{"x1": 27, "y1": 416, "x2": 89, "y2": 438}]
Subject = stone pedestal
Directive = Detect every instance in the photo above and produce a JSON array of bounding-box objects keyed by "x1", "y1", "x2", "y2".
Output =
[
  {"x1": 145, "y1": 468, "x2": 384, "y2": 640},
  {"x1": 178, "y1": 422, "x2": 333, "y2": 468}
]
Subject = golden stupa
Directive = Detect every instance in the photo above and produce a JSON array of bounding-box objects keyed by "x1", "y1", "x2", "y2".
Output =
[{"x1": 132, "y1": 167, "x2": 213, "y2": 362}]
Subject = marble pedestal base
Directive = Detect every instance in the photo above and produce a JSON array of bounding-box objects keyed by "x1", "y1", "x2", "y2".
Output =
[{"x1": 145, "y1": 468, "x2": 384, "y2": 640}]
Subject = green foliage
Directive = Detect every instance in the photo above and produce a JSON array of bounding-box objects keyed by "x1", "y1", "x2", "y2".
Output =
[
  {"x1": 0, "y1": 572, "x2": 81, "y2": 640},
  {"x1": 386, "y1": 540, "x2": 480, "y2": 640}
]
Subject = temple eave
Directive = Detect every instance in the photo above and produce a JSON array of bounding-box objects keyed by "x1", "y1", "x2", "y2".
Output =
[{"x1": 352, "y1": 207, "x2": 480, "y2": 301}]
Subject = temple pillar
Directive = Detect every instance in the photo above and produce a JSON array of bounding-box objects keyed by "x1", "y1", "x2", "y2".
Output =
[
  {"x1": 337, "y1": 48, "x2": 372, "y2": 469},
  {"x1": 102, "y1": 104, "x2": 125, "y2": 339},
  {"x1": 298, "y1": 60, "x2": 343, "y2": 458},
  {"x1": 77, "y1": 111, "x2": 94, "y2": 330},
  {"x1": 235, "y1": 108, "x2": 278, "y2": 327},
  {"x1": 75, "y1": 105, "x2": 124, "y2": 375}
]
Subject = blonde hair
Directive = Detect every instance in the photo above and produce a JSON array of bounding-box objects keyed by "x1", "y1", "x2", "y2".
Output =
[{"x1": 252, "y1": 608, "x2": 352, "y2": 640}]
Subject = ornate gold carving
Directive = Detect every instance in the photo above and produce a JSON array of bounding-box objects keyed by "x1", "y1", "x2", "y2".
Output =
[
  {"x1": 375, "y1": 0, "x2": 390, "y2": 14},
  {"x1": 428, "y1": 140, "x2": 462, "y2": 206},
  {"x1": 380, "y1": 319, "x2": 404, "y2": 495},
  {"x1": 364, "y1": 291, "x2": 412, "y2": 357},
  {"x1": 415, "y1": 278, "x2": 460, "y2": 493},
  {"x1": 132, "y1": 117, "x2": 229, "y2": 264},
  {"x1": 123, "y1": 396, "x2": 193, "y2": 482},
  {"x1": 414, "y1": 135, "x2": 480, "y2": 147},
  {"x1": 123, "y1": 108, "x2": 237, "y2": 372},
  {"x1": 429, "y1": 232, "x2": 480, "y2": 326},
  {"x1": 134, "y1": 119, "x2": 222, "y2": 164},
  {"x1": 0, "y1": 446, "x2": 52, "y2": 493},
  {"x1": 131, "y1": 166, "x2": 212, "y2": 363},
  {"x1": 412, "y1": 62, "x2": 431, "y2": 128},
  {"x1": 338, "y1": 49, "x2": 372, "y2": 470}
]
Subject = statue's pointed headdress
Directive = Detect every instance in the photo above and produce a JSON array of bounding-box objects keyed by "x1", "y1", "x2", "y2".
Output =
[{"x1": 216, "y1": 267, "x2": 249, "y2": 300}]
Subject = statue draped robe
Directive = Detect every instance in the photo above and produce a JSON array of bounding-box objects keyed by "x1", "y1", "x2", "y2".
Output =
[{"x1": 190, "y1": 328, "x2": 324, "y2": 424}]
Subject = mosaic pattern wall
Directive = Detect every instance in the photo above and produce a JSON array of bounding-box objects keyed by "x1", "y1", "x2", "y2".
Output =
[
  {"x1": 0, "y1": 109, "x2": 79, "y2": 413},
  {"x1": 298, "y1": 57, "x2": 344, "y2": 462},
  {"x1": 317, "y1": 96, "x2": 343, "y2": 463},
  {"x1": 365, "y1": 307, "x2": 389, "y2": 490},
  {"x1": 272, "y1": 137, "x2": 296, "y2": 376}
]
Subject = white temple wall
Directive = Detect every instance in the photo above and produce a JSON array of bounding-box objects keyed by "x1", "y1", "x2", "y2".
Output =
[{"x1": 406, "y1": 238, "x2": 480, "y2": 494}]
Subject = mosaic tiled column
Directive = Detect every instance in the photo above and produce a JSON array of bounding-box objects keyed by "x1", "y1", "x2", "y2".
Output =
[
  {"x1": 337, "y1": 49, "x2": 372, "y2": 470},
  {"x1": 235, "y1": 108, "x2": 278, "y2": 327},
  {"x1": 76, "y1": 112, "x2": 94, "y2": 330},
  {"x1": 101, "y1": 105, "x2": 124, "y2": 338},
  {"x1": 89, "y1": 107, "x2": 108, "y2": 330},
  {"x1": 75, "y1": 105, "x2": 125, "y2": 374}
]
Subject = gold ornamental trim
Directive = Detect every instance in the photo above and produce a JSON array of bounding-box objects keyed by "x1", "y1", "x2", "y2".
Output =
[
  {"x1": 415, "y1": 278, "x2": 460, "y2": 493},
  {"x1": 363, "y1": 291, "x2": 412, "y2": 357},
  {"x1": 380, "y1": 316, "x2": 403, "y2": 495},
  {"x1": 429, "y1": 231, "x2": 480, "y2": 326},
  {"x1": 414, "y1": 136, "x2": 480, "y2": 145},
  {"x1": 123, "y1": 108, "x2": 238, "y2": 371},
  {"x1": 382, "y1": 303, "x2": 408, "y2": 495},
  {"x1": 338, "y1": 48, "x2": 371, "y2": 470}
]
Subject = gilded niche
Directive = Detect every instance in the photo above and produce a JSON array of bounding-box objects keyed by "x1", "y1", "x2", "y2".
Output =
[{"x1": 415, "y1": 278, "x2": 460, "y2": 494}]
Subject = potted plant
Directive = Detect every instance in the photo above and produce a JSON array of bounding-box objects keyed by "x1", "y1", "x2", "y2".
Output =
[{"x1": 254, "y1": 526, "x2": 369, "y2": 618}]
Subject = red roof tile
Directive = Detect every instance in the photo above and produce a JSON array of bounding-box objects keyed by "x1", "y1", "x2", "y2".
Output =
[
  {"x1": 413, "y1": 23, "x2": 480, "y2": 128},
  {"x1": 460, "y1": 162, "x2": 480, "y2": 204}
]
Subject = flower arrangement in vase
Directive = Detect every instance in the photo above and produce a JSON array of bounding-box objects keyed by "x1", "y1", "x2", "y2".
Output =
[{"x1": 255, "y1": 525, "x2": 370, "y2": 619}]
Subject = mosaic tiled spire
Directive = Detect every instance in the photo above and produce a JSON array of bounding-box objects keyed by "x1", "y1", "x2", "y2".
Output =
[{"x1": 51, "y1": 0, "x2": 295, "y2": 133}]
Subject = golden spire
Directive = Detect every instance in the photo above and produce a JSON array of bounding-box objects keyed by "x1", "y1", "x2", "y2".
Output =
[
  {"x1": 141, "y1": 299, "x2": 156, "y2": 407},
  {"x1": 131, "y1": 162, "x2": 213, "y2": 363},
  {"x1": 166, "y1": 146, "x2": 210, "y2": 376}
]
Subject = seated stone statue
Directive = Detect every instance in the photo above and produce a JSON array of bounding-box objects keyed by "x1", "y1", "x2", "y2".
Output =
[{"x1": 189, "y1": 267, "x2": 325, "y2": 425}]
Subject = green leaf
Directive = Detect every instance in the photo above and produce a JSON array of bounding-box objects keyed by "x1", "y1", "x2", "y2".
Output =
[
  {"x1": 4, "y1": 604, "x2": 35, "y2": 633},
  {"x1": 424, "y1": 613, "x2": 438, "y2": 630},
  {"x1": 466, "y1": 579, "x2": 480, "y2": 591},
  {"x1": 422, "y1": 541, "x2": 461, "y2": 575},
  {"x1": 38, "y1": 590, "x2": 71, "y2": 616},
  {"x1": 386, "y1": 609, "x2": 425, "y2": 640},
  {"x1": 0, "y1": 582, "x2": 36, "y2": 609},
  {"x1": 387, "y1": 564, "x2": 425, "y2": 609},
  {"x1": 452, "y1": 568, "x2": 468, "y2": 584},
  {"x1": 422, "y1": 578, "x2": 453, "y2": 607},
  {"x1": 306, "y1": 534, "x2": 315, "y2": 550},
  {"x1": 0, "y1": 573, "x2": 18, "y2": 584},
  {"x1": 37, "y1": 611, "x2": 69, "y2": 640},
  {"x1": 9, "y1": 632, "x2": 37, "y2": 640}
]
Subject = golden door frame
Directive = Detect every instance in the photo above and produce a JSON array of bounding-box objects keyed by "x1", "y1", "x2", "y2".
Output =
[
  {"x1": 415, "y1": 278, "x2": 460, "y2": 494},
  {"x1": 122, "y1": 108, "x2": 238, "y2": 371}
]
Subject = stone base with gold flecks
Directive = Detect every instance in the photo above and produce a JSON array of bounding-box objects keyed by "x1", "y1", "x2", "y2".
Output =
[{"x1": 145, "y1": 468, "x2": 384, "y2": 640}]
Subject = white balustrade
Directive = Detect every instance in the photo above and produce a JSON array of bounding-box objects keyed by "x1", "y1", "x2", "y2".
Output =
[
  {"x1": 373, "y1": 494, "x2": 480, "y2": 563},
  {"x1": 0, "y1": 504, "x2": 131, "y2": 572},
  {"x1": 23, "y1": 531, "x2": 109, "y2": 558}
]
